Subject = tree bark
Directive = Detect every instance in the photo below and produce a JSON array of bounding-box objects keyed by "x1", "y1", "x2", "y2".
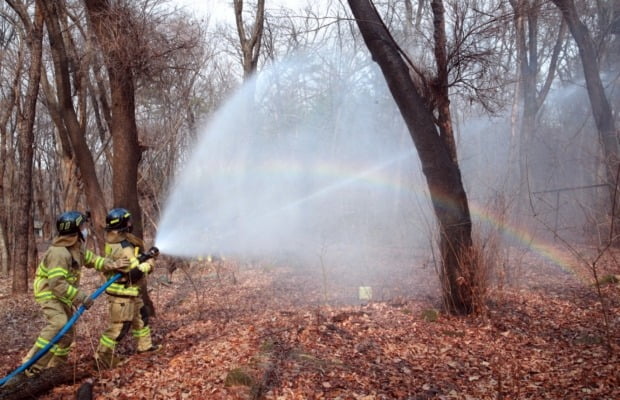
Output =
[
  {"x1": 0, "y1": 23, "x2": 20, "y2": 277},
  {"x1": 83, "y1": 0, "x2": 143, "y2": 238},
  {"x1": 234, "y1": 0, "x2": 265, "y2": 79},
  {"x1": 0, "y1": 364, "x2": 90, "y2": 400},
  {"x1": 430, "y1": 0, "x2": 458, "y2": 163},
  {"x1": 10, "y1": 1, "x2": 43, "y2": 293},
  {"x1": 39, "y1": 61, "x2": 83, "y2": 212},
  {"x1": 551, "y1": 0, "x2": 619, "y2": 189},
  {"x1": 347, "y1": 0, "x2": 474, "y2": 314},
  {"x1": 84, "y1": 0, "x2": 152, "y2": 314},
  {"x1": 37, "y1": 0, "x2": 107, "y2": 236},
  {"x1": 509, "y1": 0, "x2": 565, "y2": 222}
]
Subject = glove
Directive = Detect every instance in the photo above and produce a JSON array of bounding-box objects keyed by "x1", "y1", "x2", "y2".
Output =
[
  {"x1": 82, "y1": 296, "x2": 94, "y2": 310},
  {"x1": 137, "y1": 262, "x2": 151, "y2": 274},
  {"x1": 75, "y1": 291, "x2": 93, "y2": 309},
  {"x1": 110, "y1": 258, "x2": 131, "y2": 271}
]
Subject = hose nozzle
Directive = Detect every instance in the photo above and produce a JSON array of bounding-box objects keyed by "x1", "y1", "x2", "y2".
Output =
[{"x1": 138, "y1": 246, "x2": 160, "y2": 263}]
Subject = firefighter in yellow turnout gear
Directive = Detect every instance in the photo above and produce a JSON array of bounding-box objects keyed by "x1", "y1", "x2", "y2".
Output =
[
  {"x1": 23, "y1": 211, "x2": 128, "y2": 375},
  {"x1": 95, "y1": 208, "x2": 159, "y2": 369}
]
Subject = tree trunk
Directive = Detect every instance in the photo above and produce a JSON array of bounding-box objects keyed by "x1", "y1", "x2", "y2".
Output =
[
  {"x1": 0, "y1": 31, "x2": 20, "y2": 277},
  {"x1": 37, "y1": 0, "x2": 107, "y2": 236},
  {"x1": 84, "y1": 0, "x2": 152, "y2": 314},
  {"x1": 83, "y1": 0, "x2": 143, "y2": 238},
  {"x1": 108, "y1": 68, "x2": 143, "y2": 238},
  {"x1": 12, "y1": 2, "x2": 43, "y2": 294},
  {"x1": 347, "y1": 0, "x2": 474, "y2": 315},
  {"x1": 234, "y1": 0, "x2": 265, "y2": 79},
  {"x1": 39, "y1": 70, "x2": 83, "y2": 213},
  {"x1": 551, "y1": 0, "x2": 619, "y2": 191},
  {"x1": 509, "y1": 0, "x2": 565, "y2": 224},
  {"x1": 430, "y1": 0, "x2": 458, "y2": 162}
]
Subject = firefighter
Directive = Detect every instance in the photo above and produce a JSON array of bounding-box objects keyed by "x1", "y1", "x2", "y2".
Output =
[
  {"x1": 94, "y1": 208, "x2": 159, "y2": 369},
  {"x1": 22, "y1": 211, "x2": 129, "y2": 375}
]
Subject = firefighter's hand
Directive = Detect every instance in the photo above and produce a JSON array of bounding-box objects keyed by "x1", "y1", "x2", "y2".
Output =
[
  {"x1": 75, "y1": 292, "x2": 93, "y2": 309},
  {"x1": 82, "y1": 296, "x2": 94, "y2": 310},
  {"x1": 110, "y1": 258, "x2": 131, "y2": 270},
  {"x1": 137, "y1": 262, "x2": 151, "y2": 274}
]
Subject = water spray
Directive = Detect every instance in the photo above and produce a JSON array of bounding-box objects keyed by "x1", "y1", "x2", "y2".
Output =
[{"x1": 153, "y1": 48, "x2": 433, "y2": 297}]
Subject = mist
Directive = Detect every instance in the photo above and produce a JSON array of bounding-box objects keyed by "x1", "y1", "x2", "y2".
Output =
[
  {"x1": 155, "y1": 46, "x2": 607, "y2": 298},
  {"x1": 155, "y1": 49, "x2": 438, "y2": 296}
]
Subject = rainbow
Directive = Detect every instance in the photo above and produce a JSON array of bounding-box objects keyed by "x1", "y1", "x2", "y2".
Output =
[
  {"x1": 208, "y1": 154, "x2": 582, "y2": 280},
  {"x1": 467, "y1": 202, "x2": 580, "y2": 277}
]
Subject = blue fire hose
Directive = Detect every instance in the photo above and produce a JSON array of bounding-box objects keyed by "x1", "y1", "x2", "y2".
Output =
[{"x1": 0, "y1": 273, "x2": 122, "y2": 387}]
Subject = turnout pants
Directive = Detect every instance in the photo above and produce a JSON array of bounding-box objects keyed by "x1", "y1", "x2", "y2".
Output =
[
  {"x1": 23, "y1": 300, "x2": 74, "y2": 372},
  {"x1": 95, "y1": 295, "x2": 153, "y2": 367}
]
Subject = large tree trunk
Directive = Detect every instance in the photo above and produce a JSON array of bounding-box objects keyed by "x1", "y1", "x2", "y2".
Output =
[
  {"x1": 10, "y1": 1, "x2": 43, "y2": 293},
  {"x1": 83, "y1": 0, "x2": 143, "y2": 238},
  {"x1": 84, "y1": 0, "x2": 152, "y2": 315},
  {"x1": 39, "y1": 71, "x2": 83, "y2": 212},
  {"x1": 430, "y1": 0, "x2": 458, "y2": 162},
  {"x1": 108, "y1": 68, "x2": 143, "y2": 238},
  {"x1": 429, "y1": 0, "x2": 481, "y2": 313},
  {"x1": 551, "y1": 0, "x2": 619, "y2": 193},
  {"x1": 37, "y1": 0, "x2": 107, "y2": 236},
  {"x1": 0, "y1": 28, "x2": 20, "y2": 277},
  {"x1": 348, "y1": 0, "x2": 474, "y2": 315}
]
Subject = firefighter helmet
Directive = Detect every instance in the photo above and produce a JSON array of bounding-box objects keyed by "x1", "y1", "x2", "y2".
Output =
[
  {"x1": 106, "y1": 208, "x2": 132, "y2": 231},
  {"x1": 56, "y1": 211, "x2": 86, "y2": 236}
]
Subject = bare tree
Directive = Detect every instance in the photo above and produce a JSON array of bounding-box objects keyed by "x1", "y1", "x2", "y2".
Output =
[
  {"x1": 347, "y1": 0, "x2": 476, "y2": 315},
  {"x1": 234, "y1": 0, "x2": 265, "y2": 79},
  {"x1": 0, "y1": 3, "x2": 20, "y2": 277},
  {"x1": 36, "y1": 0, "x2": 108, "y2": 238},
  {"x1": 6, "y1": 0, "x2": 43, "y2": 293},
  {"x1": 551, "y1": 0, "x2": 619, "y2": 195},
  {"x1": 0, "y1": 0, "x2": 208, "y2": 289},
  {"x1": 430, "y1": 0, "x2": 458, "y2": 162},
  {"x1": 508, "y1": 0, "x2": 566, "y2": 222},
  {"x1": 83, "y1": 0, "x2": 144, "y2": 238},
  {"x1": 135, "y1": 13, "x2": 212, "y2": 234},
  {"x1": 84, "y1": 0, "x2": 205, "y2": 239}
]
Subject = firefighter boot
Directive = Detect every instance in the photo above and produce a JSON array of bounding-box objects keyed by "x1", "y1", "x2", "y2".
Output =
[
  {"x1": 94, "y1": 350, "x2": 126, "y2": 370},
  {"x1": 45, "y1": 344, "x2": 71, "y2": 368},
  {"x1": 137, "y1": 344, "x2": 162, "y2": 354},
  {"x1": 22, "y1": 343, "x2": 54, "y2": 376},
  {"x1": 134, "y1": 326, "x2": 157, "y2": 353},
  {"x1": 46, "y1": 354, "x2": 68, "y2": 368}
]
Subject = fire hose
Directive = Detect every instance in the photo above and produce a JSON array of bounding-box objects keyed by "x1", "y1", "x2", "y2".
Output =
[{"x1": 0, "y1": 247, "x2": 159, "y2": 387}]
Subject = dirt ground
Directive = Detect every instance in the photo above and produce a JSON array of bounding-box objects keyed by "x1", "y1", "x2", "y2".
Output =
[{"x1": 0, "y1": 245, "x2": 618, "y2": 399}]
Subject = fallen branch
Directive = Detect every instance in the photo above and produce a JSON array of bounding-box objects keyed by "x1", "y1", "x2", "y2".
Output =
[{"x1": 0, "y1": 364, "x2": 89, "y2": 400}]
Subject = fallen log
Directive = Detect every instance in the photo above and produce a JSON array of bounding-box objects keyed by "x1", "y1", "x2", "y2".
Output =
[{"x1": 0, "y1": 364, "x2": 89, "y2": 400}]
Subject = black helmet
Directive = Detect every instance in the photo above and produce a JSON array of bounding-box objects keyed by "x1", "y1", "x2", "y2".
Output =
[
  {"x1": 106, "y1": 208, "x2": 132, "y2": 231},
  {"x1": 56, "y1": 211, "x2": 86, "y2": 236}
]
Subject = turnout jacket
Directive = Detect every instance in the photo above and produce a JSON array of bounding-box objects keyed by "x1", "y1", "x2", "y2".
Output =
[
  {"x1": 103, "y1": 231, "x2": 154, "y2": 297},
  {"x1": 34, "y1": 235, "x2": 113, "y2": 306}
]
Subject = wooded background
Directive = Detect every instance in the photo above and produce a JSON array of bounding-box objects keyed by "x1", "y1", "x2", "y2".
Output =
[{"x1": 0, "y1": 0, "x2": 618, "y2": 313}]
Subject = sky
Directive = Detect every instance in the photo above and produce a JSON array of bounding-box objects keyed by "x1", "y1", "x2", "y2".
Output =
[
  {"x1": 172, "y1": 0, "x2": 228, "y2": 22},
  {"x1": 172, "y1": 0, "x2": 313, "y2": 24}
]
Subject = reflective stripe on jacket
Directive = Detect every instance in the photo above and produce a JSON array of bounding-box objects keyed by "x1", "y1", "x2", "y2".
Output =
[
  {"x1": 33, "y1": 244, "x2": 108, "y2": 306},
  {"x1": 103, "y1": 231, "x2": 153, "y2": 297}
]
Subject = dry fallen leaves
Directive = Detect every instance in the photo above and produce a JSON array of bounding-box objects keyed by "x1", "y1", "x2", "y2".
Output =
[{"x1": 0, "y1": 251, "x2": 618, "y2": 400}]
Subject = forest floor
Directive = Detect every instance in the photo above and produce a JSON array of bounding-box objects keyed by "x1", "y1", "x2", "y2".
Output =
[{"x1": 0, "y1": 244, "x2": 619, "y2": 400}]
